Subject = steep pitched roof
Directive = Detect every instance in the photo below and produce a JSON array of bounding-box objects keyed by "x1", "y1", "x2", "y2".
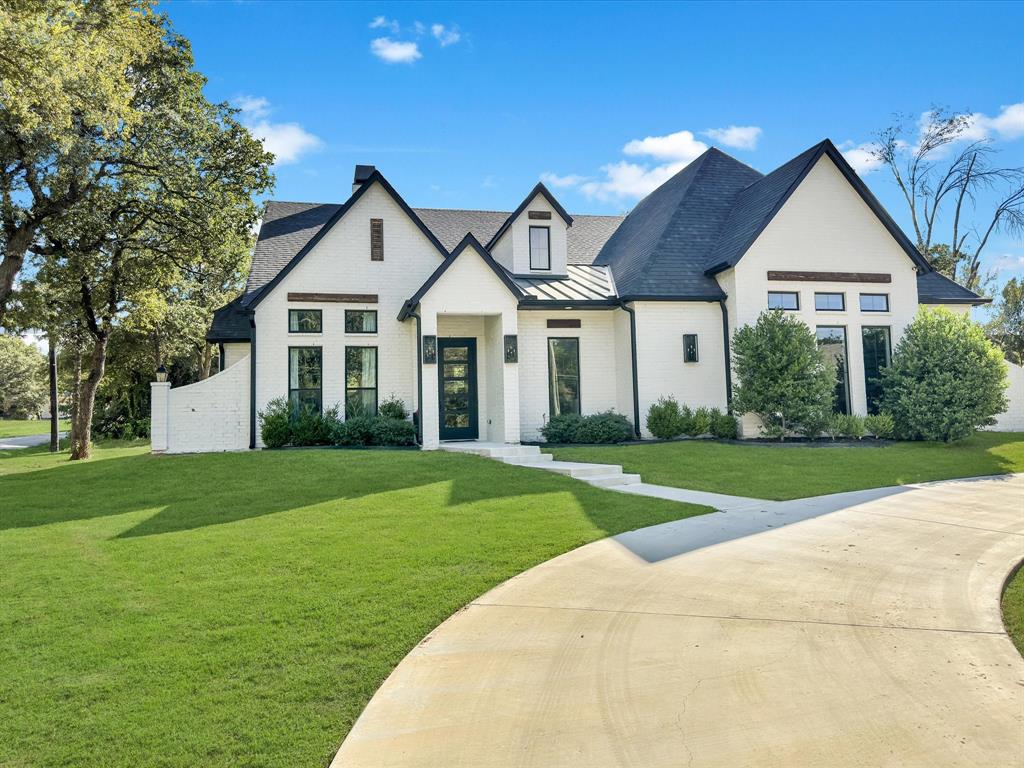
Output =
[
  {"x1": 397, "y1": 233, "x2": 524, "y2": 320},
  {"x1": 245, "y1": 201, "x2": 340, "y2": 300},
  {"x1": 485, "y1": 182, "x2": 573, "y2": 250},
  {"x1": 593, "y1": 148, "x2": 763, "y2": 299},
  {"x1": 916, "y1": 270, "x2": 989, "y2": 305},
  {"x1": 705, "y1": 140, "x2": 931, "y2": 274},
  {"x1": 242, "y1": 171, "x2": 449, "y2": 308}
]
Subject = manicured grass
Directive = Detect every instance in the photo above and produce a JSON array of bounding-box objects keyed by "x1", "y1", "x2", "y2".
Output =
[
  {"x1": 0, "y1": 418, "x2": 69, "y2": 438},
  {"x1": 0, "y1": 442, "x2": 705, "y2": 768},
  {"x1": 1004, "y1": 565, "x2": 1024, "y2": 658},
  {"x1": 547, "y1": 432, "x2": 1024, "y2": 501}
]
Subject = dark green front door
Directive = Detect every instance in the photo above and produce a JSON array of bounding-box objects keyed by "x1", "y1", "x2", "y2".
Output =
[{"x1": 438, "y1": 338, "x2": 478, "y2": 440}]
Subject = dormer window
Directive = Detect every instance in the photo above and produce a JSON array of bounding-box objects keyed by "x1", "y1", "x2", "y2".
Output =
[{"x1": 529, "y1": 226, "x2": 550, "y2": 270}]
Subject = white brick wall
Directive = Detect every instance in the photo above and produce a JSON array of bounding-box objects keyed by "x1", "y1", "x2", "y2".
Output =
[
  {"x1": 517, "y1": 309, "x2": 626, "y2": 441},
  {"x1": 990, "y1": 360, "x2": 1024, "y2": 432},
  {"x1": 222, "y1": 342, "x2": 250, "y2": 370},
  {"x1": 632, "y1": 301, "x2": 729, "y2": 437},
  {"x1": 154, "y1": 356, "x2": 250, "y2": 453}
]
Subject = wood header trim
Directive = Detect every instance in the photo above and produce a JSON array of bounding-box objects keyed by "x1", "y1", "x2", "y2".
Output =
[
  {"x1": 547, "y1": 318, "x2": 581, "y2": 328},
  {"x1": 528, "y1": 210, "x2": 552, "y2": 220},
  {"x1": 767, "y1": 270, "x2": 891, "y2": 284},
  {"x1": 287, "y1": 292, "x2": 379, "y2": 303}
]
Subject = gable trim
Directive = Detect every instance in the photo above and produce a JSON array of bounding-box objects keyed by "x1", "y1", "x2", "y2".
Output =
[
  {"x1": 485, "y1": 182, "x2": 574, "y2": 251},
  {"x1": 243, "y1": 171, "x2": 450, "y2": 309},
  {"x1": 398, "y1": 233, "x2": 525, "y2": 320},
  {"x1": 705, "y1": 140, "x2": 931, "y2": 276}
]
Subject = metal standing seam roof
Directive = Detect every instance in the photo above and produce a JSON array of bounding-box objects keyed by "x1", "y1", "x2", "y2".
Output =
[{"x1": 514, "y1": 265, "x2": 617, "y2": 303}]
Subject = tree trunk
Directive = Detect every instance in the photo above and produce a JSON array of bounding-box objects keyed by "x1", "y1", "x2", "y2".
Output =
[
  {"x1": 0, "y1": 228, "x2": 33, "y2": 328},
  {"x1": 68, "y1": 343, "x2": 83, "y2": 447},
  {"x1": 48, "y1": 339, "x2": 59, "y2": 453},
  {"x1": 70, "y1": 334, "x2": 108, "y2": 461},
  {"x1": 199, "y1": 343, "x2": 213, "y2": 380}
]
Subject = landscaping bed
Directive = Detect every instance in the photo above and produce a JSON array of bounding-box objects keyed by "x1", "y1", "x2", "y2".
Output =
[{"x1": 0, "y1": 441, "x2": 705, "y2": 767}]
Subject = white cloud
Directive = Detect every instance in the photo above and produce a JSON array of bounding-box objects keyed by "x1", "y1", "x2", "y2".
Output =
[
  {"x1": 235, "y1": 96, "x2": 321, "y2": 165},
  {"x1": 991, "y1": 253, "x2": 1024, "y2": 273},
  {"x1": 370, "y1": 37, "x2": 422, "y2": 64},
  {"x1": 369, "y1": 16, "x2": 400, "y2": 34},
  {"x1": 840, "y1": 140, "x2": 885, "y2": 175},
  {"x1": 580, "y1": 160, "x2": 692, "y2": 202},
  {"x1": 963, "y1": 102, "x2": 1024, "y2": 142},
  {"x1": 623, "y1": 129, "x2": 708, "y2": 162},
  {"x1": 704, "y1": 125, "x2": 762, "y2": 150},
  {"x1": 234, "y1": 94, "x2": 270, "y2": 119},
  {"x1": 540, "y1": 172, "x2": 589, "y2": 188},
  {"x1": 413, "y1": 21, "x2": 426, "y2": 35},
  {"x1": 431, "y1": 23, "x2": 461, "y2": 47}
]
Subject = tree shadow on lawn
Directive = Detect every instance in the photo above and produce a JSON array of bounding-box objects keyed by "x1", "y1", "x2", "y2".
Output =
[{"x1": 0, "y1": 448, "x2": 697, "y2": 542}]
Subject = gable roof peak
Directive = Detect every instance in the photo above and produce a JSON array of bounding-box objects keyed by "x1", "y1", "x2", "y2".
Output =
[{"x1": 485, "y1": 181, "x2": 573, "y2": 250}]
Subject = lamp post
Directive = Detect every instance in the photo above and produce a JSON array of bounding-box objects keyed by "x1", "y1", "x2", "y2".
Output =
[{"x1": 155, "y1": 364, "x2": 168, "y2": 383}]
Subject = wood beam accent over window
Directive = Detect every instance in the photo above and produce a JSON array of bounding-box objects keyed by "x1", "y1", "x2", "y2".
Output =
[
  {"x1": 528, "y1": 210, "x2": 552, "y2": 220},
  {"x1": 767, "y1": 270, "x2": 891, "y2": 284},
  {"x1": 287, "y1": 292, "x2": 378, "y2": 303},
  {"x1": 547, "y1": 318, "x2": 581, "y2": 328}
]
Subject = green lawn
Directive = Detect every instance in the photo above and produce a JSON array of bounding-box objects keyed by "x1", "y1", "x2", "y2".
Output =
[
  {"x1": 547, "y1": 432, "x2": 1024, "y2": 500},
  {"x1": 0, "y1": 418, "x2": 69, "y2": 438},
  {"x1": 1004, "y1": 566, "x2": 1024, "y2": 658},
  {"x1": 0, "y1": 442, "x2": 705, "y2": 768}
]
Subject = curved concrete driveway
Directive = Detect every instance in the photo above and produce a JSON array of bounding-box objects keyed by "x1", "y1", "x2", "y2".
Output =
[{"x1": 334, "y1": 475, "x2": 1024, "y2": 767}]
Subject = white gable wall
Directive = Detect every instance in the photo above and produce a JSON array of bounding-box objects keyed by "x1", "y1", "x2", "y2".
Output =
[
  {"x1": 252, "y1": 183, "x2": 443, "y2": 445},
  {"x1": 724, "y1": 155, "x2": 921, "y2": 431},
  {"x1": 490, "y1": 193, "x2": 568, "y2": 277}
]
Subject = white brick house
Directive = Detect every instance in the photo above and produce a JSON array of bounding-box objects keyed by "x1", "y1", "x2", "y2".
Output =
[{"x1": 152, "y1": 140, "x2": 992, "y2": 453}]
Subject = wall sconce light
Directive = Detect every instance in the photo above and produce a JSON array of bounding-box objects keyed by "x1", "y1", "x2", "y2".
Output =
[
  {"x1": 504, "y1": 335, "x2": 518, "y2": 363},
  {"x1": 422, "y1": 335, "x2": 437, "y2": 364},
  {"x1": 155, "y1": 364, "x2": 168, "y2": 382}
]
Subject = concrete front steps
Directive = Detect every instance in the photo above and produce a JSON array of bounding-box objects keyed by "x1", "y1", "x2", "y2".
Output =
[{"x1": 438, "y1": 442, "x2": 641, "y2": 488}]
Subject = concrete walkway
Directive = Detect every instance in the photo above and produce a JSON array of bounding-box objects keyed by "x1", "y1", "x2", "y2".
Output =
[
  {"x1": 0, "y1": 432, "x2": 62, "y2": 450},
  {"x1": 332, "y1": 474, "x2": 1024, "y2": 768}
]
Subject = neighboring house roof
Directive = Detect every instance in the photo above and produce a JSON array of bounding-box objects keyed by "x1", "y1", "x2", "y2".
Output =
[
  {"x1": 593, "y1": 148, "x2": 762, "y2": 300},
  {"x1": 484, "y1": 182, "x2": 573, "y2": 250},
  {"x1": 515, "y1": 265, "x2": 617, "y2": 304},
  {"x1": 397, "y1": 233, "x2": 525, "y2": 321},
  {"x1": 917, "y1": 270, "x2": 990, "y2": 304},
  {"x1": 206, "y1": 295, "x2": 251, "y2": 342}
]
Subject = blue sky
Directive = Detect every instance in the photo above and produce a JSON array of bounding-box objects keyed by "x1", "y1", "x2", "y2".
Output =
[{"x1": 165, "y1": 0, "x2": 1024, "y2": 285}]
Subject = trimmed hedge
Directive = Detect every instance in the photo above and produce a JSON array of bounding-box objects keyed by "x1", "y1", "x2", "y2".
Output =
[
  {"x1": 259, "y1": 396, "x2": 417, "y2": 448},
  {"x1": 541, "y1": 411, "x2": 634, "y2": 444}
]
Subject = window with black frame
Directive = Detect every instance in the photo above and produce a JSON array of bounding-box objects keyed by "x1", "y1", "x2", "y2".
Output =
[
  {"x1": 345, "y1": 309, "x2": 377, "y2": 333},
  {"x1": 859, "y1": 293, "x2": 889, "y2": 312},
  {"x1": 288, "y1": 347, "x2": 322, "y2": 415},
  {"x1": 288, "y1": 309, "x2": 322, "y2": 333},
  {"x1": 529, "y1": 226, "x2": 551, "y2": 270},
  {"x1": 815, "y1": 326, "x2": 850, "y2": 414},
  {"x1": 814, "y1": 292, "x2": 845, "y2": 311},
  {"x1": 345, "y1": 346, "x2": 378, "y2": 417},
  {"x1": 861, "y1": 326, "x2": 891, "y2": 414},
  {"x1": 548, "y1": 338, "x2": 580, "y2": 416},
  {"x1": 767, "y1": 291, "x2": 799, "y2": 310}
]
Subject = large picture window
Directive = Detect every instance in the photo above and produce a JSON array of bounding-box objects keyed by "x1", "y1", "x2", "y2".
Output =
[
  {"x1": 288, "y1": 309, "x2": 322, "y2": 333},
  {"x1": 816, "y1": 326, "x2": 850, "y2": 414},
  {"x1": 345, "y1": 309, "x2": 377, "y2": 334},
  {"x1": 345, "y1": 346, "x2": 378, "y2": 417},
  {"x1": 861, "y1": 326, "x2": 891, "y2": 415},
  {"x1": 767, "y1": 291, "x2": 799, "y2": 310},
  {"x1": 548, "y1": 337, "x2": 580, "y2": 417},
  {"x1": 529, "y1": 226, "x2": 551, "y2": 270},
  {"x1": 288, "y1": 347, "x2": 322, "y2": 415}
]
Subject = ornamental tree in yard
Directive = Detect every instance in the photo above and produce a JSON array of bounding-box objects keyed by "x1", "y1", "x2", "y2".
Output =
[
  {"x1": 0, "y1": 334, "x2": 47, "y2": 418},
  {"x1": 731, "y1": 310, "x2": 836, "y2": 440},
  {"x1": 881, "y1": 308, "x2": 1008, "y2": 442}
]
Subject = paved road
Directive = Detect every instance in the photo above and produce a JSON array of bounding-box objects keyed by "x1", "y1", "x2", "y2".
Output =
[
  {"x1": 0, "y1": 432, "x2": 62, "y2": 450},
  {"x1": 333, "y1": 475, "x2": 1024, "y2": 768}
]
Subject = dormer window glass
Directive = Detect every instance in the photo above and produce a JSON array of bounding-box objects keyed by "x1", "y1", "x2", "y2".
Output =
[{"x1": 529, "y1": 226, "x2": 551, "y2": 271}]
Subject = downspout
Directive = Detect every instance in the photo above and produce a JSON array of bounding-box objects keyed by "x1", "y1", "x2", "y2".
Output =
[
  {"x1": 218, "y1": 343, "x2": 225, "y2": 373},
  {"x1": 618, "y1": 301, "x2": 642, "y2": 438},
  {"x1": 409, "y1": 307, "x2": 423, "y2": 446},
  {"x1": 719, "y1": 299, "x2": 733, "y2": 411},
  {"x1": 248, "y1": 314, "x2": 257, "y2": 449}
]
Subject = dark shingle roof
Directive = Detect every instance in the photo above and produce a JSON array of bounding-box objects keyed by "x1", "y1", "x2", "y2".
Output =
[
  {"x1": 593, "y1": 148, "x2": 763, "y2": 299},
  {"x1": 207, "y1": 295, "x2": 251, "y2": 342},
  {"x1": 244, "y1": 201, "x2": 341, "y2": 300},
  {"x1": 917, "y1": 270, "x2": 989, "y2": 304}
]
